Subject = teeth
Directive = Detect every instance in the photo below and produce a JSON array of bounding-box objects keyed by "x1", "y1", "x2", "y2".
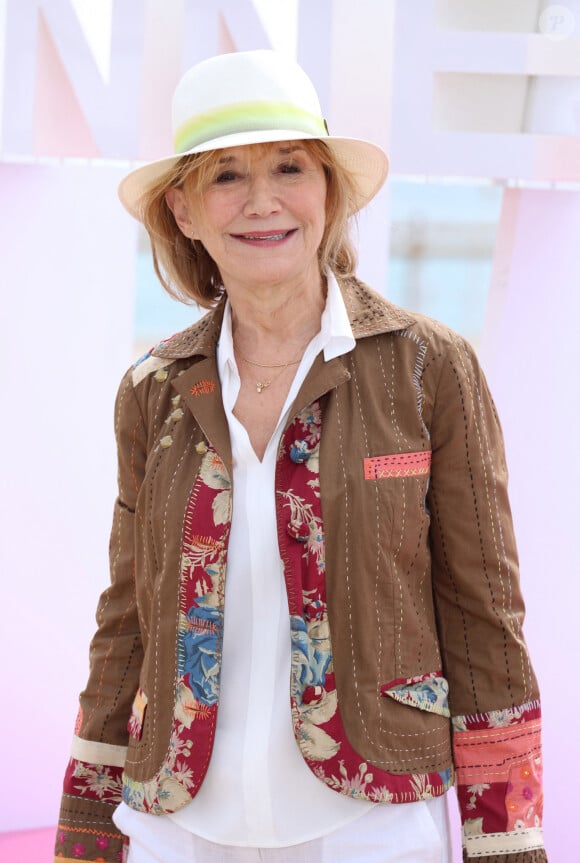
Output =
[{"x1": 242, "y1": 232, "x2": 288, "y2": 240}]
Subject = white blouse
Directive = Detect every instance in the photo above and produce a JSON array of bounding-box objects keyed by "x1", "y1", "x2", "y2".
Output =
[{"x1": 169, "y1": 273, "x2": 371, "y2": 846}]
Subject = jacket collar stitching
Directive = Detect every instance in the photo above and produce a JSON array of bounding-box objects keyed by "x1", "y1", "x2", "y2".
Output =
[{"x1": 152, "y1": 278, "x2": 413, "y2": 361}]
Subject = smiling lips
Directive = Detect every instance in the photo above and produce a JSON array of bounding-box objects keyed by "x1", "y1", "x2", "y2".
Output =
[{"x1": 231, "y1": 229, "x2": 297, "y2": 245}]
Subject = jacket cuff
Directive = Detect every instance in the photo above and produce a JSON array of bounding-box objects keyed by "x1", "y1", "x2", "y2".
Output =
[
  {"x1": 452, "y1": 701, "x2": 546, "y2": 860},
  {"x1": 55, "y1": 795, "x2": 127, "y2": 862},
  {"x1": 56, "y1": 738, "x2": 128, "y2": 862},
  {"x1": 462, "y1": 852, "x2": 547, "y2": 863}
]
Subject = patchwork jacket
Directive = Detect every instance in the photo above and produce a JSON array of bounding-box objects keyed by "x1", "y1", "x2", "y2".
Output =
[{"x1": 55, "y1": 278, "x2": 547, "y2": 863}]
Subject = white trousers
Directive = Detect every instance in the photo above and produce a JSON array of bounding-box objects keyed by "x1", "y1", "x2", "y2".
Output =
[{"x1": 114, "y1": 798, "x2": 452, "y2": 863}]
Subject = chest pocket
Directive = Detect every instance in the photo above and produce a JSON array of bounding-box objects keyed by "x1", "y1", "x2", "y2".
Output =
[{"x1": 363, "y1": 451, "x2": 431, "y2": 481}]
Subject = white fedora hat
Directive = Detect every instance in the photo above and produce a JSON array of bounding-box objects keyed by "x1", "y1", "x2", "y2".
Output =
[{"x1": 118, "y1": 50, "x2": 389, "y2": 219}]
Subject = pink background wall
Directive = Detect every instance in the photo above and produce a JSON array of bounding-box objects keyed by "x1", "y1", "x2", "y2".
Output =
[
  {"x1": 482, "y1": 187, "x2": 580, "y2": 858},
  {"x1": 0, "y1": 161, "x2": 138, "y2": 835}
]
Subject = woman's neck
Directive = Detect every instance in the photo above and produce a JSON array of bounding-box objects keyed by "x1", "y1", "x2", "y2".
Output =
[{"x1": 226, "y1": 273, "x2": 327, "y2": 360}]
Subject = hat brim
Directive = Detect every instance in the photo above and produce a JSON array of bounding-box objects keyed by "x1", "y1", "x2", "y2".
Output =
[{"x1": 118, "y1": 130, "x2": 389, "y2": 220}]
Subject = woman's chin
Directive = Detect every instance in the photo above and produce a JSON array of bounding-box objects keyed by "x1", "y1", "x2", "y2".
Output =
[{"x1": 222, "y1": 260, "x2": 322, "y2": 294}]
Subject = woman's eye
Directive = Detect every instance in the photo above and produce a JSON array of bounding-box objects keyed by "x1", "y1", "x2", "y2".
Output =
[
  {"x1": 279, "y1": 163, "x2": 301, "y2": 175},
  {"x1": 215, "y1": 171, "x2": 238, "y2": 183}
]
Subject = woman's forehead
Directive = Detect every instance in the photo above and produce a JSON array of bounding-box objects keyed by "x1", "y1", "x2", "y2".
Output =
[{"x1": 215, "y1": 141, "x2": 312, "y2": 165}]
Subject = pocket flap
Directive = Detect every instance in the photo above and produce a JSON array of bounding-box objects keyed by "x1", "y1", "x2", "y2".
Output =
[{"x1": 381, "y1": 671, "x2": 450, "y2": 717}]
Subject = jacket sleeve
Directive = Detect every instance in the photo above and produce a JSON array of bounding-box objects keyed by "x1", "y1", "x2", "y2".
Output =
[
  {"x1": 425, "y1": 332, "x2": 546, "y2": 863},
  {"x1": 55, "y1": 369, "x2": 147, "y2": 863}
]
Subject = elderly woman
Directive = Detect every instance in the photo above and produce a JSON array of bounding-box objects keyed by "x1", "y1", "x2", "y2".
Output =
[{"x1": 55, "y1": 51, "x2": 547, "y2": 863}]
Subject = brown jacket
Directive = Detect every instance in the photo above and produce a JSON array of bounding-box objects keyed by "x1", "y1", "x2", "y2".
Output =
[{"x1": 56, "y1": 278, "x2": 546, "y2": 863}]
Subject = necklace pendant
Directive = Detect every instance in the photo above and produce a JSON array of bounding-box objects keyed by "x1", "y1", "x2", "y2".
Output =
[{"x1": 256, "y1": 380, "x2": 270, "y2": 394}]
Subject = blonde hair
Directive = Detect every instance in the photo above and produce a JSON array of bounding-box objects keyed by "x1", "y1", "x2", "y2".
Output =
[{"x1": 139, "y1": 140, "x2": 358, "y2": 308}]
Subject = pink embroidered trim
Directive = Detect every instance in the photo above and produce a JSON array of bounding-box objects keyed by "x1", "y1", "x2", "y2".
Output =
[
  {"x1": 454, "y1": 718, "x2": 542, "y2": 785},
  {"x1": 364, "y1": 451, "x2": 431, "y2": 480},
  {"x1": 453, "y1": 704, "x2": 544, "y2": 836}
]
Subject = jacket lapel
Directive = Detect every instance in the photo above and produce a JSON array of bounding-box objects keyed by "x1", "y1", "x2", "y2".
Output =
[
  {"x1": 285, "y1": 278, "x2": 412, "y2": 421},
  {"x1": 171, "y1": 358, "x2": 233, "y2": 475},
  {"x1": 154, "y1": 300, "x2": 233, "y2": 472},
  {"x1": 286, "y1": 353, "x2": 351, "y2": 424}
]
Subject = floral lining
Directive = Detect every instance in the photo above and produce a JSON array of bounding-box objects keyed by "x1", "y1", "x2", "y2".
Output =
[{"x1": 122, "y1": 444, "x2": 230, "y2": 814}]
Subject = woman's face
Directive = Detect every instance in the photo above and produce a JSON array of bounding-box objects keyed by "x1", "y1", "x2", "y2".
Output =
[{"x1": 169, "y1": 142, "x2": 328, "y2": 294}]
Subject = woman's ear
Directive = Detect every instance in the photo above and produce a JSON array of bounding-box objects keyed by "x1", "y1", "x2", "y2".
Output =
[{"x1": 165, "y1": 188, "x2": 198, "y2": 239}]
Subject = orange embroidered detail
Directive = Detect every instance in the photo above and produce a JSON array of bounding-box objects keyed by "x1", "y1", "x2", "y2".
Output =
[
  {"x1": 74, "y1": 706, "x2": 83, "y2": 735},
  {"x1": 190, "y1": 379, "x2": 216, "y2": 396},
  {"x1": 57, "y1": 825, "x2": 120, "y2": 838},
  {"x1": 180, "y1": 698, "x2": 213, "y2": 722},
  {"x1": 191, "y1": 534, "x2": 221, "y2": 552},
  {"x1": 364, "y1": 451, "x2": 431, "y2": 480},
  {"x1": 186, "y1": 615, "x2": 218, "y2": 635}
]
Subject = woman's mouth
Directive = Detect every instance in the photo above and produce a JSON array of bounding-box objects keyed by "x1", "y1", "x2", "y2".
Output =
[{"x1": 231, "y1": 229, "x2": 296, "y2": 245}]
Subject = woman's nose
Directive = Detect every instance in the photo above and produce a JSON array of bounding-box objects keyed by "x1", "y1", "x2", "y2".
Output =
[{"x1": 242, "y1": 173, "x2": 281, "y2": 217}]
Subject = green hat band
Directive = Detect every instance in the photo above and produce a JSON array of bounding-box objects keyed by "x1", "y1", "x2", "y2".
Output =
[{"x1": 173, "y1": 100, "x2": 328, "y2": 153}]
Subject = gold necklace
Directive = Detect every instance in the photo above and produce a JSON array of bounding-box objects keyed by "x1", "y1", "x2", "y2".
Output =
[
  {"x1": 235, "y1": 347, "x2": 302, "y2": 394},
  {"x1": 235, "y1": 348, "x2": 302, "y2": 369},
  {"x1": 254, "y1": 365, "x2": 288, "y2": 394}
]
